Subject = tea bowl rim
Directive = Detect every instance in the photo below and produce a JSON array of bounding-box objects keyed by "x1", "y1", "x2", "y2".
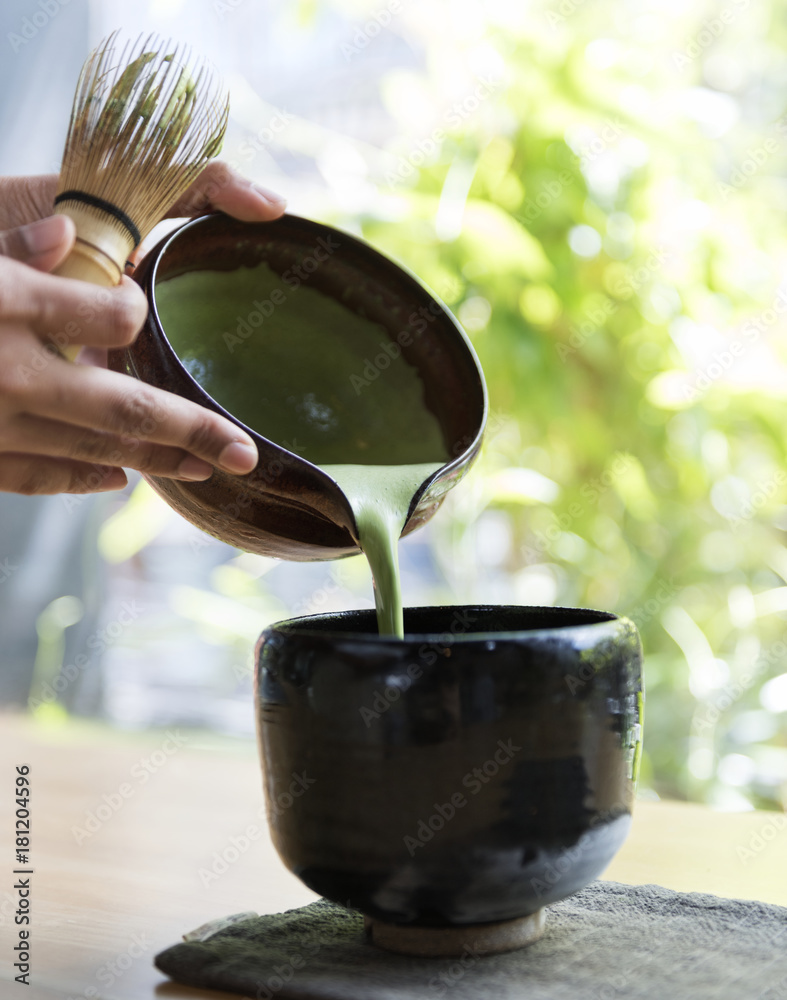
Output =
[{"x1": 257, "y1": 603, "x2": 636, "y2": 647}]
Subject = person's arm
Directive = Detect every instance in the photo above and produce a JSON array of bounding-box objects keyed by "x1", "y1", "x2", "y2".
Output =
[{"x1": 0, "y1": 164, "x2": 285, "y2": 496}]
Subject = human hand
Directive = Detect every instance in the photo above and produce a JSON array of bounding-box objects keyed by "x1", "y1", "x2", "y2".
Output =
[
  {"x1": 0, "y1": 162, "x2": 286, "y2": 233},
  {"x1": 0, "y1": 164, "x2": 285, "y2": 495}
]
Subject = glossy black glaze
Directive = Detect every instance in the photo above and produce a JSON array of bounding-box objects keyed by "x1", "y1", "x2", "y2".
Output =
[
  {"x1": 109, "y1": 213, "x2": 487, "y2": 560},
  {"x1": 255, "y1": 606, "x2": 643, "y2": 926}
]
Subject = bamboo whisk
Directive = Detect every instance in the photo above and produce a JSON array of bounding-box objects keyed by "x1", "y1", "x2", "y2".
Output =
[{"x1": 54, "y1": 31, "x2": 229, "y2": 360}]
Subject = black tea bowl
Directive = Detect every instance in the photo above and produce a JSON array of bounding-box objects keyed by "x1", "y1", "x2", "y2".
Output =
[{"x1": 254, "y1": 606, "x2": 643, "y2": 956}]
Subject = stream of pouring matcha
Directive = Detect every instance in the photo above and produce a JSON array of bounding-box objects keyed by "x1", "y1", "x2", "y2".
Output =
[
  {"x1": 321, "y1": 463, "x2": 442, "y2": 636},
  {"x1": 155, "y1": 261, "x2": 450, "y2": 637}
]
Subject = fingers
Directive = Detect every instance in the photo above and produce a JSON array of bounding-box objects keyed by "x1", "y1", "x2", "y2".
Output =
[
  {"x1": 8, "y1": 358, "x2": 259, "y2": 475},
  {"x1": 0, "y1": 454, "x2": 126, "y2": 496},
  {"x1": 0, "y1": 215, "x2": 76, "y2": 272},
  {"x1": 0, "y1": 164, "x2": 276, "y2": 502},
  {"x1": 0, "y1": 163, "x2": 285, "y2": 234},
  {"x1": 166, "y1": 161, "x2": 286, "y2": 222},
  {"x1": 0, "y1": 257, "x2": 147, "y2": 349},
  {"x1": 6, "y1": 413, "x2": 215, "y2": 482},
  {"x1": 0, "y1": 175, "x2": 59, "y2": 231}
]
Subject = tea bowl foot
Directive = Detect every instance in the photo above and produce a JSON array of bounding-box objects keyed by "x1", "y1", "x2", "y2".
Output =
[{"x1": 363, "y1": 909, "x2": 546, "y2": 957}]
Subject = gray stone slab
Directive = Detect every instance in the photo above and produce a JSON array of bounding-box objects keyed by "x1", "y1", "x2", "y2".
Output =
[{"x1": 155, "y1": 881, "x2": 787, "y2": 999}]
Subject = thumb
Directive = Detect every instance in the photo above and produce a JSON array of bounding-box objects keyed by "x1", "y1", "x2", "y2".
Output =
[{"x1": 0, "y1": 214, "x2": 76, "y2": 272}]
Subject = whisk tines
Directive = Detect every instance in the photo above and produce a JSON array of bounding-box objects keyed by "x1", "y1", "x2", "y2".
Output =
[{"x1": 55, "y1": 30, "x2": 229, "y2": 278}]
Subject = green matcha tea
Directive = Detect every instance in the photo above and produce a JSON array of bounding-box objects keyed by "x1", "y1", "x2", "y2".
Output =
[
  {"x1": 322, "y1": 463, "x2": 443, "y2": 636},
  {"x1": 155, "y1": 262, "x2": 449, "y2": 637}
]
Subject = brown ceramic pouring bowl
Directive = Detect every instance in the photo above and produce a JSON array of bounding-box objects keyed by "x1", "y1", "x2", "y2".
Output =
[{"x1": 109, "y1": 212, "x2": 487, "y2": 560}]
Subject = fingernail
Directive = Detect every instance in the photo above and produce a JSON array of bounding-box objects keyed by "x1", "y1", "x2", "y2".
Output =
[
  {"x1": 22, "y1": 216, "x2": 69, "y2": 256},
  {"x1": 252, "y1": 183, "x2": 287, "y2": 208},
  {"x1": 219, "y1": 440, "x2": 258, "y2": 474},
  {"x1": 178, "y1": 456, "x2": 214, "y2": 481}
]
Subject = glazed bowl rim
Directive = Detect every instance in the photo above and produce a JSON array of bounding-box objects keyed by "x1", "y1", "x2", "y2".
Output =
[{"x1": 259, "y1": 603, "x2": 634, "y2": 646}]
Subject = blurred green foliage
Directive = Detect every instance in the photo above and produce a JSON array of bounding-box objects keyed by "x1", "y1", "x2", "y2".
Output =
[
  {"x1": 77, "y1": 0, "x2": 787, "y2": 812},
  {"x1": 344, "y1": 0, "x2": 787, "y2": 810}
]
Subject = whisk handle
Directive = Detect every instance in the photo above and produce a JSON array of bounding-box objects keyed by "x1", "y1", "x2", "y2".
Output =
[{"x1": 52, "y1": 202, "x2": 135, "y2": 361}]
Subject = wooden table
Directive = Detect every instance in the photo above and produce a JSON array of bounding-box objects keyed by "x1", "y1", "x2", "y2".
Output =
[{"x1": 0, "y1": 712, "x2": 784, "y2": 999}]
